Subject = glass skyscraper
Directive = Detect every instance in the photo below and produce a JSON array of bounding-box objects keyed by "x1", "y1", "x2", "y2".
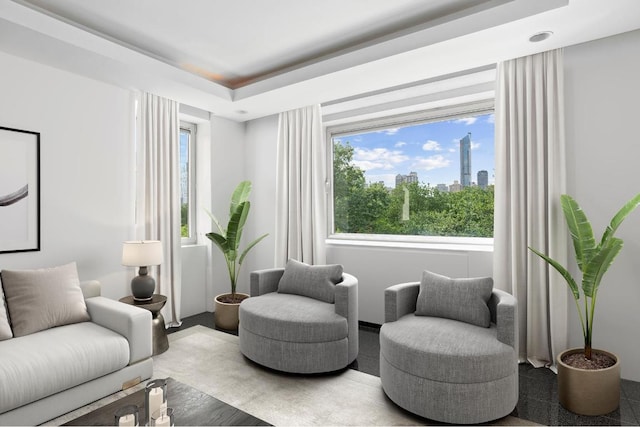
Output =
[
  {"x1": 478, "y1": 170, "x2": 488, "y2": 189},
  {"x1": 459, "y1": 133, "x2": 472, "y2": 187}
]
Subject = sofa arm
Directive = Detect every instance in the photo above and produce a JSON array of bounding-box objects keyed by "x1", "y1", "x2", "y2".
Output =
[
  {"x1": 85, "y1": 297, "x2": 152, "y2": 364},
  {"x1": 335, "y1": 273, "x2": 358, "y2": 363},
  {"x1": 250, "y1": 268, "x2": 284, "y2": 296},
  {"x1": 384, "y1": 282, "x2": 420, "y2": 323},
  {"x1": 489, "y1": 289, "x2": 518, "y2": 352}
]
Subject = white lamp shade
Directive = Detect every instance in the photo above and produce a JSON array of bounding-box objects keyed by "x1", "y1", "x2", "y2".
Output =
[{"x1": 122, "y1": 240, "x2": 164, "y2": 267}]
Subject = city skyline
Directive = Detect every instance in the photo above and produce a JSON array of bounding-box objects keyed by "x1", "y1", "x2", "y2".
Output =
[{"x1": 334, "y1": 113, "x2": 495, "y2": 188}]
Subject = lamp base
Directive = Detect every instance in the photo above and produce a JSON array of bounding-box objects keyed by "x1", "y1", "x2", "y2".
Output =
[{"x1": 131, "y1": 266, "x2": 156, "y2": 301}]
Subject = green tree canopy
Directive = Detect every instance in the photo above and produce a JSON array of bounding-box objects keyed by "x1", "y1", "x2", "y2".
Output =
[{"x1": 333, "y1": 140, "x2": 494, "y2": 237}]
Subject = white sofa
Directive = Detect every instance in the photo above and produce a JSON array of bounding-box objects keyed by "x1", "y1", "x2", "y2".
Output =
[{"x1": 0, "y1": 280, "x2": 153, "y2": 426}]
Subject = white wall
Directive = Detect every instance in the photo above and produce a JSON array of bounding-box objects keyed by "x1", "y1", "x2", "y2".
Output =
[
  {"x1": 179, "y1": 107, "x2": 212, "y2": 318},
  {"x1": 564, "y1": 29, "x2": 640, "y2": 381},
  {"x1": 206, "y1": 116, "x2": 248, "y2": 310},
  {"x1": 327, "y1": 244, "x2": 493, "y2": 324},
  {"x1": 244, "y1": 115, "x2": 279, "y2": 277},
  {"x1": 0, "y1": 51, "x2": 135, "y2": 299}
]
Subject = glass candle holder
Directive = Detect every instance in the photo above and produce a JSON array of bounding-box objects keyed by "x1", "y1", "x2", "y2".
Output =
[
  {"x1": 114, "y1": 404, "x2": 139, "y2": 426},
  {"x1": 150, "y1": 407, "x2": 174, "y2": 427},
  {"x1": 145, "y1": 379, "x2": 167, "y2": 425}
]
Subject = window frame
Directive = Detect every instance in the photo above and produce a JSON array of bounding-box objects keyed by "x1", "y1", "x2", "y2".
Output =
[
  {"x1": 180, "y1": 121, "x2": 197, "y2": 245},
  {"x1": 326, "y1": 100, "x2": 495, "y2": 248}
]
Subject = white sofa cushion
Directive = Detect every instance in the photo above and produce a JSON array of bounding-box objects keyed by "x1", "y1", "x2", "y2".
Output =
[
  {"x1": 0, "y1": 322, "x2": 129, "y2": 413},
  {"x1": 0, "y1": 283, "x2": 12, "y2": 341},
  {"x1": 1, "y1": 262, "x2": 90, "y2": 337}
]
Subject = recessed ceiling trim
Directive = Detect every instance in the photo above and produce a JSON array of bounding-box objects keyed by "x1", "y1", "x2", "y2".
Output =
[
  {"x1": 233, "y1": 0, "x2": 567, "y2": 100},
  {"x1": 3, "y1": 0, "x2": 233, "y2": 101}
]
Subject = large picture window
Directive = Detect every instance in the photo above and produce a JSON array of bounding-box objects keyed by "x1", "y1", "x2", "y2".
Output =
[{"x1": 330, "y1": 108, "x2": 494, "y2": 239}]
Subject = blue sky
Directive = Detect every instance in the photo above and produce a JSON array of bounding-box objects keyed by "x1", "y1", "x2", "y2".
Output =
[{"x1": 334, "y1": 113, "x2": 495, "y2": 188}]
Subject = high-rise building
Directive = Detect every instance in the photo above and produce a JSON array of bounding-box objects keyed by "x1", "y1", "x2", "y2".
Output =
[
  {"x1": 477, "y1": 170, "x2": 488, "y2": 189},
  {"x1": 449, "y1": 180, "x2": 462, "y2": 193},
  {"x1": 436, "y1": 183, "x2": 449, "y2": 193},
  {"x1": 395, "y1": 171, "x2": 419, "y2": 187},
  {"x1": 460, "y1": 133, "x2": 472, "y2": 187}
]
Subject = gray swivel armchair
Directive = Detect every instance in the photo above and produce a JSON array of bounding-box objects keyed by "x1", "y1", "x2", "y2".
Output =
[
  {"x1": 239, "y1": 260, "x2": 358, "y2": 374},
  {"x1": 380, "y1": 271, "x2": 518, "y2": 424}
]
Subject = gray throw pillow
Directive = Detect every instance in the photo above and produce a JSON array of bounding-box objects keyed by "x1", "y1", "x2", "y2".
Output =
[
  {"x1": 277, "y1": 259, "x2": 343, "y2": 303},
  {"x1": 0, "y1": 280, "x2": 12, "y2": 340},
  {"x1": 1, "y1": 262, "x2": 90, "y2": 337},
  {"x1": 415, "y1": 270, "x2": 493, "y2": 327}
]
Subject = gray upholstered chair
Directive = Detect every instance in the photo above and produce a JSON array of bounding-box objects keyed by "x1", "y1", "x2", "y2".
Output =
[
  {"x1": 380, "y1": 271, "x2": 518, "y2": 424},
  {"x1": 239, "y1": 260, "x2": 358, "y2": 373}
]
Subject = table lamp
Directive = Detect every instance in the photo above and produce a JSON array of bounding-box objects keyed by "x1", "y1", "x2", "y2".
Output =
[{"x1": 122, "y1": 240, "x2": 163, "y2": 301}]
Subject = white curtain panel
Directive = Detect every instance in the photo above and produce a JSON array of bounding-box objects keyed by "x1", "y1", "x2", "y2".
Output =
[
  {"x1": 493, "y1": 49, "x2": 568, "y2": 368},
  {"x1": 137, "y1": 92, "x2": 182, "y2": 327},
  {"x1": 275, "y1": 105, "x2": 327, "y2": 266}
]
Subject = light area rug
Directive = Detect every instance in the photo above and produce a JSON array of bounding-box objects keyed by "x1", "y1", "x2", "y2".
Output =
[{"x1": 47, "y1": 325, "x2": 537, "y2": 426}]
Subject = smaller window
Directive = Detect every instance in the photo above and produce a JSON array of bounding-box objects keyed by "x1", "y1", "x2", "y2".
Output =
[{"x1": 180, "y1": 122, "x2": 197, "y2": 244}]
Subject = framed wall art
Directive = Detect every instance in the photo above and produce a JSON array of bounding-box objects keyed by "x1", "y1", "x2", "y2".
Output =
[{"x1": 0, "y1": 126, "x2": 40, "y2": 254}]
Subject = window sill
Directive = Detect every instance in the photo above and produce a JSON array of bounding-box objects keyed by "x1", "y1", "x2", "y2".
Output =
[{"x1": 326, "y1": 234, "x2": 493, "y2": 252}]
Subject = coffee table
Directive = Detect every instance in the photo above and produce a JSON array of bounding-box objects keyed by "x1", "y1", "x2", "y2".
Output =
[{"x1": 63, "y1": 377, "x2": 270, "y2": 426}]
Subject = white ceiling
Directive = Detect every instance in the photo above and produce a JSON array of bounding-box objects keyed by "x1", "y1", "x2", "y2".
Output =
[{"x1": 1, "y1": 0, "x2": 640, "y2": 122}]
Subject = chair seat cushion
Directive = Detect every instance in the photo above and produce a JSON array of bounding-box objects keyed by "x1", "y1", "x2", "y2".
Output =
[
  {"x1": 380, "y1": 314, "x2": 515, "y2": 384},
  {"x1": 240, "y1": 293, "x2": 347, "y2": 343}
]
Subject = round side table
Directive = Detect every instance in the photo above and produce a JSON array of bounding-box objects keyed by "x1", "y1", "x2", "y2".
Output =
[{"x1": 119, "y1": 294, "x2": 169, "y2": 356}]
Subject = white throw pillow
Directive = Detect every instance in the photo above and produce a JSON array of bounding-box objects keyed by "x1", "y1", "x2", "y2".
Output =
[
  {"x1": 0, "y1": 280, "x2": 12, "y2": 340},
  {"x1": 1, "y1": 262, "x2": 90, "y2": 337}
]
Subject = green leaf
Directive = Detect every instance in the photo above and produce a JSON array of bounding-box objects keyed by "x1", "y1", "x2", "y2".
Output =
[
  {"x1": 239, "y1": 233, "x2": 269, "y2": 266},
  {"x1": 226, "y1": 201, "x2": 250, "y2": 253},
  {"x1": 561, "y1": 194, "x2": 596, "y2": 273},
  {"x1": 529, "y1": 246, "x2": 580, "y2": 300},
  {"x1": 205, "y1": 232, "x2": 229, "y2": 253},
  {"x1": 582, "y1": 237, "x2": 623, "y2": 298},
  {"x1": 229, "y1": 181, "x2": 252, "y2": 219},
  {"x1": 600, "y1": 193, "x2": 640, "y2": 246}
]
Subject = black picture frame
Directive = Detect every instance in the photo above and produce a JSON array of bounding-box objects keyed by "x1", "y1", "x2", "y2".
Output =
[{"x1": 0, "y1": 126, "x2": 40, "y2": 254}]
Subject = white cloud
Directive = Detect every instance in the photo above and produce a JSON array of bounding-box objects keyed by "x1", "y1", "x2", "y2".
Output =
[
  {"x1": 471, "y1": 142, "x2": 481, "y2": 150},
  {"x1": 354, "y1": 160, "x2": 390, "y2": 170},
  {"x1": 454, "y1": 117, "x2": 478, "y2": 125},
  {"x1": 422, "y1": 140, "x2": 441, "y2": 151},
  {"x1": 377, "y1": 128, "x2": 399, "y2": 135},
  {"x1": 449, "y1": 148, "x2": 456, "y2": 153},
  {"x1": 353, "y1": 147, "x2": 409, "y2": 171},
  {"x1": 411, "y1": 155, "x2": 451, "y2": 171},
  {"x1": 394, "y1": 141, "x2": 407, "y2": 148},
  {"x1": 486, "y1": 114, "x2": 495, "y2": 124}
]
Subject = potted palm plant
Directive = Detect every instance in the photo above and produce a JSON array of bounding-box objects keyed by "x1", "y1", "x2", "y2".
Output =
[
  {"x1": 530, "y1": 193, "x2": 640, "y2": 415},
  {"x1": 206, "y1": 181, "x2": 268, "y2": 330}
]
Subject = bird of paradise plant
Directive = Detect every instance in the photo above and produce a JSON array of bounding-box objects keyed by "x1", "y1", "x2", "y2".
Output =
[
  {"x1": 206, "y1": 181, "x2": 268, "y2": 301},
  {"x1": 530, "y1": 193, "x2": 640, "y2": 360}
]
